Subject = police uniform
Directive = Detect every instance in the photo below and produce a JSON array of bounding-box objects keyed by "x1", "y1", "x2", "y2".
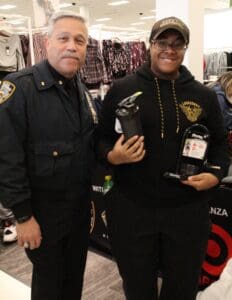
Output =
[{"x1": 0, "y1": 60, "x2": 97, "y2": 300}]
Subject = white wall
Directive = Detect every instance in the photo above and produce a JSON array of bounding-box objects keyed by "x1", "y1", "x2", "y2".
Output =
[
  {"x1": 156, "y1": 0, "x2": 204, "y2": 81},
  {"x1": 204, "y1": 9, "x2": 232, "y2": 50},
  {"x1": 204, "y1": 0, "x2": 230, "y2": 9}
]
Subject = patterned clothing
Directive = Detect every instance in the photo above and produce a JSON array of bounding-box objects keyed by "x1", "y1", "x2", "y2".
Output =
[
  {"x1": 102, "y1": 40, "x2": 128, "y2": 82},
  {"x1": 126, "y1": 41, "x2": 147, "y2": 73},
  {"x1": 27, "y1": 33, "x2": 47, "y2": 66},
  {"x1": 80, "y1": 37, "x2": 108, "y2": 86},
  {"x1": 102, "y1": 40, "x2": 147, "y2": 82}
]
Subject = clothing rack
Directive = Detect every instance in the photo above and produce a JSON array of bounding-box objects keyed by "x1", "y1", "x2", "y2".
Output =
[
  {"x1": 86, "y1": 26, "x2": 147, "y2": 98},
  {"x1": 204, "y1": 47, "x2": 232, "y2": 53},
  {"x1": 32, "y1": 26, "x2": 48, "y2": 34},
  {"x1": 0, "y1": 13, "x2": 35, "y2": 65},
  {"x1": 89, "y1": 24, "x2": 148, "y2": 43},
  {"x1": 221, "y1": 66, "x2": 232, "y2": 69}
]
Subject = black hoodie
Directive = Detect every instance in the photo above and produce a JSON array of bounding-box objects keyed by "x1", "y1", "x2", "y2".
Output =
[{"x1": 96, "y1": 62, "x2": 229, "y2": 207}]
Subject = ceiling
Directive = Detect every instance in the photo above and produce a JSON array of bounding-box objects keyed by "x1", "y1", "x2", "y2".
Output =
[
  {"x1": 0, "y1": 0, "x2": 230, "y2": 36},
  {"x1": 0, "y1": 0, "x2": 155, "y2": 34}
]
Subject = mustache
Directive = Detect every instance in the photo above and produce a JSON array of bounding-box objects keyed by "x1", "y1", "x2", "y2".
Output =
[{"x1": 61, "y1": 54, "x2": 80, "y2": 60}]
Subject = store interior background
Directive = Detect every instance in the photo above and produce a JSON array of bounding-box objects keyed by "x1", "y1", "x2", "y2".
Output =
[
  {"x1": 0, "y1": 0, "x2": 232, "y2": 67},
  {"x1": 1, "y1": 1, "x2": 232, "y2": 300}
]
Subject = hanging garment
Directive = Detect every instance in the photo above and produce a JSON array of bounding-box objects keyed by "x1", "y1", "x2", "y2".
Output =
[
  {"x1": 0, "y1": 34, "x2": 25, "y2": 71},
  {"x1": 80, "y1": 37, "x2": 108, "y2": 85}
]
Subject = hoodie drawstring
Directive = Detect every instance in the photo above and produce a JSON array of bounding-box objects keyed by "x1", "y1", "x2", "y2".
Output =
[
  {"x1": 154, "y1": 77, "x2": 180, "y2": 139},
  {"x1": 171, "y1": 80, "x2": 180, "y2": 134}
]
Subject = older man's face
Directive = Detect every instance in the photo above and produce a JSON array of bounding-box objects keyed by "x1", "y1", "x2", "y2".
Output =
[{"x1": 46, "y1": 17, "x2": 88, "y2": 79}]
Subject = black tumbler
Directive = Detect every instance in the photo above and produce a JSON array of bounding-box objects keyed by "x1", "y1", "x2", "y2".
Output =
[{"x1": 115, "y1": 91, "x2": 143, "y2": 140}]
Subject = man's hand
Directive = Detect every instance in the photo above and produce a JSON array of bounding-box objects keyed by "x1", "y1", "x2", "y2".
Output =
[
  {"x1": 16, "y1": 216, "x2": 42, "y2": 250},
  {"x1": 107, "y1": 134, "x2": 145, "y2": 165},
  {"x1": 181, "y1": 173, "x2": 219, "y2": 191}
]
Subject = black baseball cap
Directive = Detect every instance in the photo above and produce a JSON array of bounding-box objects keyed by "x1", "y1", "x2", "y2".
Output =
[{"x1": 149, "y1": 16, "x2": 190, "y2": 44}]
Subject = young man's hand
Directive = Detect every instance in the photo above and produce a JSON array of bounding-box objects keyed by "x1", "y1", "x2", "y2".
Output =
[
  {"x1": 181, "y1": 173, "x2": 219, "y2": 191},
  {"x1": 107, "y1": 134, "x2": 146, "y2": 165}
]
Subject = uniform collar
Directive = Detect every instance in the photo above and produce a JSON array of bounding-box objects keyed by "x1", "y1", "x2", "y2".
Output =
[
  {"x1": 46, "y1": 61, "x2": 67, "y2": 82},
  {"x1": 32, "y1": 60, "x2": 74, "y2": 91}
]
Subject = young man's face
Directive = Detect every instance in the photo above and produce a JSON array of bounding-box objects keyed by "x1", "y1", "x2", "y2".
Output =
[
  {"x1": 46, "y1": 17, "x2": 88, "y2": 79},
  {"x1": 150, "y1": 29, "x2": 187, "y2": 79}
]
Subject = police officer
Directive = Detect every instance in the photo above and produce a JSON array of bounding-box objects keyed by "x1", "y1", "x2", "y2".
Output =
[{"x1": 0, "y1": 12, "x2": 97, "y2": 300}]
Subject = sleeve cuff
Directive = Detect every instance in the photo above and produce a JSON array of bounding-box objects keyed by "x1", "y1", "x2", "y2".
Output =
[
  {"x1": 203, "y1": 164, "x2": 225, "y2": 182},
  {"x1": 11, "y1": 199, "x2": 32, "y2": 219}
]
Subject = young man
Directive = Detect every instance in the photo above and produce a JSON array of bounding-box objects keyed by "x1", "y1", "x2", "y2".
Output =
[
  {"x1": 0, "y1": 12, "x2": 97, "y2": 300},
  {"x1": 95, "y1": 16, "x2": 229, "y2": 300}
]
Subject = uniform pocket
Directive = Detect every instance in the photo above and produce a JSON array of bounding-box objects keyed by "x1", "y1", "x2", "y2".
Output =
[{"x1": 33, "y1": 142, "x2": 75, "y2": 177}]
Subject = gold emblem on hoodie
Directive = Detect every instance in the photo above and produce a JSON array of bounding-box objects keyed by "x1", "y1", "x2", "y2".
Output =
[{"x1": 180, "y1": 101, "x2": 202, "y2": 122}]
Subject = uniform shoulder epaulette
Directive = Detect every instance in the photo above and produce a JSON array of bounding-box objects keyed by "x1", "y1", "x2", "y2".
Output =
[
  {"x1": 0, "y1": 68, "x2": 34, "y2": 104},
  {"x1": 6, "y1": 66, "x2": 34, "y2": 82}
]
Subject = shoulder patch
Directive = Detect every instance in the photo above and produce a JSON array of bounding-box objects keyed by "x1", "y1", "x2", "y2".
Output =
[{"x1": 0, "y1": 80, "x2": 16, "y2": 104}]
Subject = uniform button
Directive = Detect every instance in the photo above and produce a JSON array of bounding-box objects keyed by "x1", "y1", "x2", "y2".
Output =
[
  {"x1": 53, "y1": 151, "x2": 59, "y2": 157},
  {"x1": 58, "y1": 80, "x2": 63, "y2": 85},
  {"x1": 41, "y1": 81, "x2": 45, "y2": 86}
]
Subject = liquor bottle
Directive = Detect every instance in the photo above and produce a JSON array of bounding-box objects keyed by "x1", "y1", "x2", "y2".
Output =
[
  {"x1": 103, "y1": 175, "x2": 113, "y2": 195},
  {"x1": 115, "y1": 91, "x2": 143, "y2": 140},
  {"x1": 164, "y1": 124, "x2": 210, "y2": 180}
]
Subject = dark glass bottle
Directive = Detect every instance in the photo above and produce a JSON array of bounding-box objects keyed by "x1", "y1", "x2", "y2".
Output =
[{"x1": 164, "y1": 124, "x2": 210, "y2": 180}]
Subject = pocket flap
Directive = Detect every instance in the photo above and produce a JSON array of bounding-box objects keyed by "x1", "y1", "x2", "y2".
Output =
[{"x1": 35, "y1": 142, "x2": 75, "y2": 157}]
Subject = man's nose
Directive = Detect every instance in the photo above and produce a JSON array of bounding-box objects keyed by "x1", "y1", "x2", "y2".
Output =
[{"x1": 66, "y1": 38, "x2": 77, "y2": 50}]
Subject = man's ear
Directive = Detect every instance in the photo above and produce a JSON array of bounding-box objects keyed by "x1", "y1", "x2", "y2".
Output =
[{"x1": 44, "y1": 35, "x2": 49, "y2": 50}]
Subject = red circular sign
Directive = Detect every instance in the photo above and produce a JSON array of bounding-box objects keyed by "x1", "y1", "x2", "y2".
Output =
[{"x1": 202, "y1": 224, "x2": 232, "y2": 276}]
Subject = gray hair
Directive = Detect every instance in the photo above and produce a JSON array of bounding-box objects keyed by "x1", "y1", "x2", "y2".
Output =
[{"x1": 47, "y1": 11, "x2": 86, "y2": 37}]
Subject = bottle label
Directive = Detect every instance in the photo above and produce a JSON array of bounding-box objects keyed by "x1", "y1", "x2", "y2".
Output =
[
  {"x1": 103, "y1": 182, "x2": 113, "y2": 195},
  {"x1": 182, "y1": 138, "x2": 207, "y2": 159},
  {"x1": 103, "y1": 175, "x2": 114, "y2": 195}
]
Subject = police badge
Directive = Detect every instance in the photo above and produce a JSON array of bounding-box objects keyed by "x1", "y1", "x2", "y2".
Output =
[{"x1": 0, "y1": 80, "x2": 16, "y2": 104}]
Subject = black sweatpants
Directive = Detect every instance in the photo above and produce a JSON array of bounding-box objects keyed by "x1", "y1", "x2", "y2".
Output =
[
  {"x1": 106, "y1": 187, "x2": 211, "y2": 300},
  {"x1": 26, "y1": 190, "x2": 90, "y2": 300}
]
